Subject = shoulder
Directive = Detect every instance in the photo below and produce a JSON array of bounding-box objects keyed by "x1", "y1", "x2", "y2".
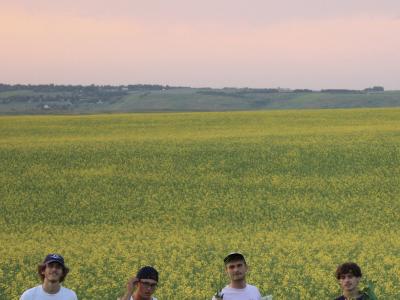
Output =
[
  {"x1": 219, "y1": 285, "x2": 229, "y2": 291},
  {"x1": 60, "y1": 286, "x2": 78, "y2": 299},
  {"x1": 334, "y1": 296, "x2": 345, "y2": 300},
  {"x1": 246, "y1": 284, "x2": 261, "y2": 293},
  {"x1": 20, "y1": 286, "x2": 40, "y2": 299}
]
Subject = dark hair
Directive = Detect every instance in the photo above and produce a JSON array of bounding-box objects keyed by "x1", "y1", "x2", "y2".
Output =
[
  {"x1": 38, "y1": 263, "x2": 70, "y2": 283},
  {"x1": 335, "y1": 262, "x2": 362, "y2": 279},
  {"x1": 136, "y1": 266, "x2": 159, "y2": 282}
]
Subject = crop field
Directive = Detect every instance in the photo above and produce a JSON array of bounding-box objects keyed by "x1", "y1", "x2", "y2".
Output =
[{"x1": 1, "y1": 108, "x2": 400, "y2": 299}]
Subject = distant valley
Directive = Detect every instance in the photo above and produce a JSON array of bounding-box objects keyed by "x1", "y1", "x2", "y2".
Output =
[{"x1": 1, "y1": 84, "x2": 399, "y2": 114}]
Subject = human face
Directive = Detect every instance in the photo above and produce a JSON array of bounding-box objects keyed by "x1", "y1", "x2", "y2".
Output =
[
  {"x1": 338, "y1": 273, "x2": 361, "y2": 292},
  {"x1": 136, "y1": 279, "x2": 157, "y2": 299},
  {"x1": 225, "y1": 260, "x2": 248, "y2": 281},
  {"x1": 42, "y1": 262, "x2": 64, "y2": 283}
]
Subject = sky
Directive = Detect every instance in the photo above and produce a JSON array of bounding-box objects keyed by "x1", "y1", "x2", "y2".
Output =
[{"x1": 1, "y1": 1, "x2": 400, "y2": 89}]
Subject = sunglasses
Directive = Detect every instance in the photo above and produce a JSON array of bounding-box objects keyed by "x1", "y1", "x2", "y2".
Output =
[{"x1": 139, "y1": 280, "x2": 158, "y2": 289}]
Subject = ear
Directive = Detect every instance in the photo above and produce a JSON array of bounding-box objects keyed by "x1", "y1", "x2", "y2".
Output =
[
  {"x1": 224, "y1": 266, "x2": 230, "y2": 275},
  {"x1": 244, "y1": 263, "x2": 249, "y2": 272}
]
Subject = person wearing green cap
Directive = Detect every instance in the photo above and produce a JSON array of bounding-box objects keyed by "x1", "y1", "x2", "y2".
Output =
[{"x1": 119, "y1": 266, "x2": 159, "y2": 300}]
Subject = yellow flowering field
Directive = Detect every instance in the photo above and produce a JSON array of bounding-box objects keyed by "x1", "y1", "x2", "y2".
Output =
[{"x1": 0, "y1": 108, "x2": 399, "y2": 299}]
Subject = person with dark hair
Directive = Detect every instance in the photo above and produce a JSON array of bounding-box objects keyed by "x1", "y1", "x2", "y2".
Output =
[
  {"x1": 212, "y1": 252, "x2": 262, "y2": 300},
  {"x1": 20, "y1": 254, "x2": 77, "y2": 300},
  {"x1": 335, "y1": 262, "x2": 367, "y2": 300},
  {"x1": 119, "y1": 266, "x2": 159, "y2": 300}
]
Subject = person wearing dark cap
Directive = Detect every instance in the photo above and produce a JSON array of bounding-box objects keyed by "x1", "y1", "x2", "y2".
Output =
[
  {"x1": 20, "y1": 253, "x2": 78, "y2": 300},
  {"x1": 212, "y1": 252, "x2": 262, "y2": 300},
  {"x1": 119, "y1": 266, "x2": 159, "y2": 300}
]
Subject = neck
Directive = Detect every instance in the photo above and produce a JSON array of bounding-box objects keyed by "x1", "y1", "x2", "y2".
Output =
[
  {"x1": 42, "y1": 280, "x2": 61, "y2": 294},
  {"x1": 229, "y1": 280, "x2": 246, "y2": 289},
  {"x1": 343, "y1": 289, "x2": 361, "y2": 299},
  {"x1": 133, "y1": 293, "x2": 151, "y2": 300}
]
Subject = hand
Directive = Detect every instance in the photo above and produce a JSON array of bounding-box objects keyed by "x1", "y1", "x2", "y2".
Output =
[{"x1": 126, "y1": 277, "x2": 139, "y2": 295}]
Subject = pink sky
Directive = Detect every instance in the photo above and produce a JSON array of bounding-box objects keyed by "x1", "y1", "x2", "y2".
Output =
[{"x1": 1, "y1": 1, "x2": 400, "y2": 89}]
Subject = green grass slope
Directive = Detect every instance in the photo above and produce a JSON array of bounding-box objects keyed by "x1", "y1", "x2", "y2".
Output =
[{"x1": 1, "y1": 88, "x2": 400, "y2": 114}]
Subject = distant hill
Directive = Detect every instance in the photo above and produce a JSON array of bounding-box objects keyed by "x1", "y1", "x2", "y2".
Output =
[{"x1": 0, "y1": 84, "x2": 399, "y2": 114}]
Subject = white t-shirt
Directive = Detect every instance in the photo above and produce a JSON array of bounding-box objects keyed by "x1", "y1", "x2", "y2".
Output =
[
  {"x1": 20, "y1": 285, "x2": 78, "y2": 300},
  {"x1": 212, "y1": 284, "x2": 261, "y2": 300}
]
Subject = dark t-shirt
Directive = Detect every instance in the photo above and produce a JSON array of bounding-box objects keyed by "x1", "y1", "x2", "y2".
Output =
[{"x1": 335, "y1": 294, "x2": 367, "y2": 300}]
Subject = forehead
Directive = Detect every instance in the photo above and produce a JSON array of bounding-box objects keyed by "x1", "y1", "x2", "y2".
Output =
[
  {"x1": 225, "y1": 259, "x2": 245, "y2": 267},
  {"x1": 140, "y1": 278, "x2": 157, "y2": 284},
  {"x1": 339, "y1": 273, "x2": 357, "y2": 278},
  {"x1": 46, "y1": 262, "x2": 63, "y2": 268}
]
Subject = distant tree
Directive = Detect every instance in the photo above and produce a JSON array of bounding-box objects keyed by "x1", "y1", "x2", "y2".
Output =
[
  {"x1": 364, "y1": 86, "x2": 384, "y2": 92},
  {"x1": 321, "y1": 89, "x2": 361, "y2": 94},
  {"x1": 293, "y1": 89, "x2": 313, "y2": 93}
]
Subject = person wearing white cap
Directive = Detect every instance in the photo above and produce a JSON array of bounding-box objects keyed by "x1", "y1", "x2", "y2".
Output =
[
  {"x1": 20, "y1": 253, "x2": 78, "y2": 300},
  {"x1": 212, "y1": 252, "x2": 262, "y2": 300}
]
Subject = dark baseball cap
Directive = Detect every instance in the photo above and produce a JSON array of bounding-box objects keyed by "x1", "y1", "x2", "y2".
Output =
[
  {"x1": 224, "y1": 252, "x2": 246, "y2": 265},
  {"x1": 43, "y1": 254, "x2": 66, "y2": 267},
  {"x1": 136, "y1": 266, "x2": 159, "y2": 282}
]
